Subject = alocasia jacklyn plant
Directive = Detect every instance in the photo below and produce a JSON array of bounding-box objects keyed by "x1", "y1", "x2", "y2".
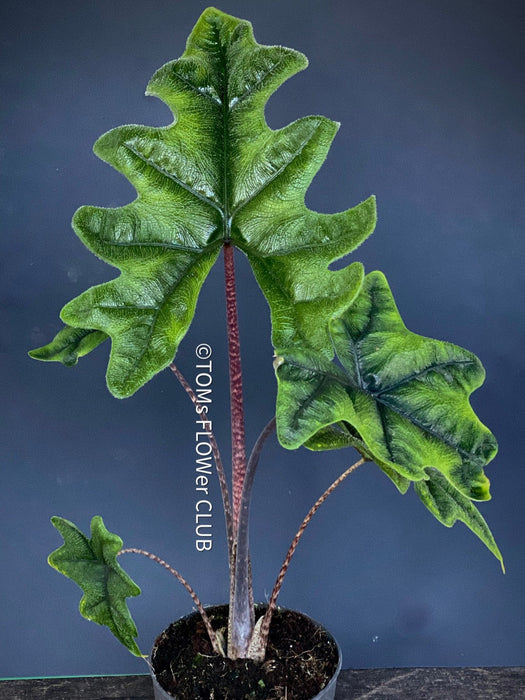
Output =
[{"x1": 30, "y1": 6, "x2": 502, "y2": 671}]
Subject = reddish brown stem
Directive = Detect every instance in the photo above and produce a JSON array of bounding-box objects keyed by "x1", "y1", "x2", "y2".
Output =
[
  {"x1": 168, "y1": 362, "x2": 233, "y2": 558},
  {"x1": 223, "y1": 242, "x2": 247, "y2": 536},
  {"x1": 118, "y1": 547, "x2": 224, "y2": 656},
  {"x1": 255, "y1": 457, "x2": 365, "y2": 657}
]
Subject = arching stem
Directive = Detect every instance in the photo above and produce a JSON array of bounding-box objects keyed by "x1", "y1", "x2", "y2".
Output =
[
  {"x1": 118, "y1": 548, "x2": 224, "y2": 656},
  {"x1": 249, "y1": 456, "x2": 366, "y2": 661},
  {"x1": 168, "y1": 362, "x2": 233, "y2": 559}
]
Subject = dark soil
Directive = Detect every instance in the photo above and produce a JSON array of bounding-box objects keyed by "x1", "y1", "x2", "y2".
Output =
[{"x1": 151, "y1": 604, "x2": 340, "y2": 699}]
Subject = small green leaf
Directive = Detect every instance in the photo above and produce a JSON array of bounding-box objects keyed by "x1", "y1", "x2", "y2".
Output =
[
  {"x1": 31, "y1": 8, "x2": 375, "y2": 397},
  {"x1": 29, "y1": 326, "x2": 108, "y2": 366},
  {"x1": 49, "y1": 516, "x2": 143, "y2": 656},
  {"x1": 415, "y1": 469, "x2": 504, "y2": 571}
]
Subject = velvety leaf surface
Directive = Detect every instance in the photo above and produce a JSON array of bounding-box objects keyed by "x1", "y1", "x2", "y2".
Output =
[
  {"x1": 30, "y1": 7, "x2": 375, "y2": 396},
  {"x1": 48, "y1": 516, "x2": 142, "y2": 656},
  {"x1": 275, "y1": 271, "x2": 500, "y2": 559}
]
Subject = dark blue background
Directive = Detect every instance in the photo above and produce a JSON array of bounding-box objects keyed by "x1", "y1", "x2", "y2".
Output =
[{"x1": 1, "y1": 0, "x2": 523, "y2": 678}]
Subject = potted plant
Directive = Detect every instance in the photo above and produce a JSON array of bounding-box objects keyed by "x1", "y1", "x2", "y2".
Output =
[{"x1": 29, "y1": 7, "x2": 502, "y2": 699}]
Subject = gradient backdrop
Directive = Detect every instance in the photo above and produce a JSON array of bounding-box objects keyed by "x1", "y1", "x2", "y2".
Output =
[{"x1": 1, "y1": 0, "x2": 524, "y2": 679}]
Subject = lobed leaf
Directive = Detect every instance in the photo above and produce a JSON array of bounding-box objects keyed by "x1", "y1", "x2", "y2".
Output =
[
  {"x1": 275, "y1": 271, "x2": 500, "y2": 560},
  {"x1": 30, "y1": 7, "x2": 375, "y2": 396},
  {"x1": 48, "y1": 516, "x2": 142, "y2": 656}
]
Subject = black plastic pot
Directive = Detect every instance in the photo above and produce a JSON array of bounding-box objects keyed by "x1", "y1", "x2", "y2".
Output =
[{"x1": 149, "y1": 605, "x2": 342, "y2": 700}]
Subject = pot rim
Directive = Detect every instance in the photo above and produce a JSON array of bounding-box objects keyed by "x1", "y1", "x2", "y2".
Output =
[{"x1": 148, "y1": 603, "x2": 342, "y2": 700}]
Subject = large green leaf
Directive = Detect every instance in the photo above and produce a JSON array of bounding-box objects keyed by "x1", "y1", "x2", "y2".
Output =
[
  {"x1": 275, "y1": 271, "x2": 500, "y2": 559},
  {"x1": 30, "y1": 7, "x2": 375, "y2": 396},
  {"x1": 48, "y1": 516, "x2": 142, "y2": 656}
]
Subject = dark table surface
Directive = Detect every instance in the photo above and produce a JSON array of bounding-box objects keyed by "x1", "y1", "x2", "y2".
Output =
[{"x1": 1, "y1": 668, "x2": 524, "y2": 699}]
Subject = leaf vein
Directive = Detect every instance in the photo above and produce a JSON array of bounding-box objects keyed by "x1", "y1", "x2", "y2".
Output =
[
  {"x1": 374, "y1": 360, "x2": 477, "y2": 396},
  {"x1": 282, "y1": 357, "x2": 346, "y2": 386},
  {"x1": 123, "y1": 143, "x2": 222, "y2": 214},
  {"x1": 345, "y1": 331, "x2": 364, "y2": 389},
  {"x1": 95, "y1": 238, "x2": 216, "y2": 254},
  {"x1": 376, "y1": 402, "x2": 396, "y2": 463},
  {"x1": 231, "y1": 120, "x2": 324, "y2": 218},
  {"x1": 229, "y1": 52, "x2": 290, "y2": 108},
  {"x1": 373, "y1": 394, "x2": 479, "y2": 464},
  {"x1": 169, "y1": 67, "x2": 222, "y2": 105},
  {"x1": 290, "y1": 374, "x2": 329, "y2": 430}
]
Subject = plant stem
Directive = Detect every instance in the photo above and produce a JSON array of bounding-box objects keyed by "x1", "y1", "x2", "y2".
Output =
[
  {"x1": 118, "y1": 547, "x2": 224, "y2": 656},
  {"x1": 223, "y1": 241, "x2": 253, "y2": 658},
  {"x1": 253, "y1": 456, "x2": 366, "y2": 659},
  {"x1": 223, "y1": 242, "x2": 247, "y2": 537},
  {"x1": 230, "y1": 417, "x2": 276, "y2": 657},
  {"x1": 168, "y1": 362, "x2": 234, "y2": 558}
]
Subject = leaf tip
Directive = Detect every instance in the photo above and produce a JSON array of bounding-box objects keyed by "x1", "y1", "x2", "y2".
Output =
[
  {"x1": 491, "y1": 541, "x2": 505, "y2": 574},
  {"x1": 49, "y1": 515, "x2": 70, "y2": 533},
  {"x1": 105, "y1": 375, "x2": 137, "y2": 400},
  {"x1": 90, "y1": 514, "x2": 105, "y2": 530}
]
